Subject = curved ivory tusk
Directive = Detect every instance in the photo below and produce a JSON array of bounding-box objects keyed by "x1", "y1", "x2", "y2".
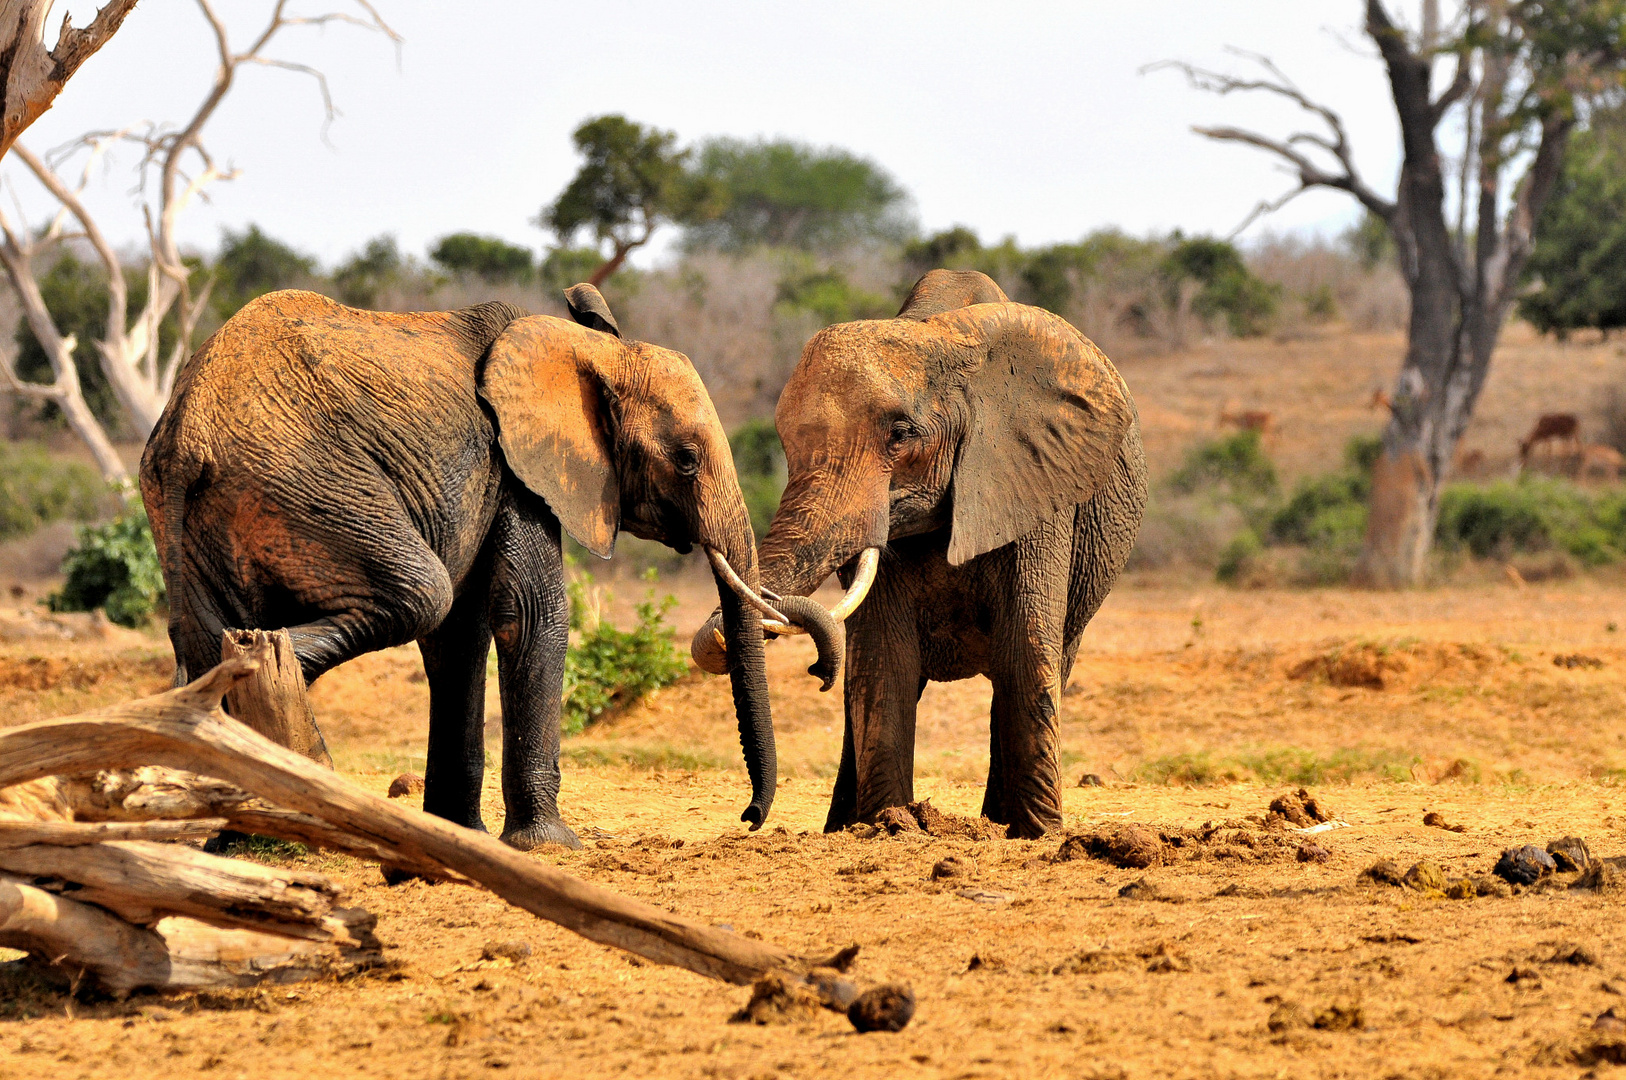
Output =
[
  {"x1": 705, "y1": 547, "x2": 790, "y2": 625},
  {"x1": 827, "y1": 548, "x2": 880, "y2": 621}
]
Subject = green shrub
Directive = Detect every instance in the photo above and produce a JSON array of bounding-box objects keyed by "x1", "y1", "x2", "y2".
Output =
[
  {"x1": 1214, "y1": 528, "x2": 1263, "y2": 584},
  {"x1": 562, "y1": 570, "x2": 689, "y2": 735},
  {"x1": 1161, "y1": 235, "x2": 1281, "y2": 337},
  {"x1": 1168, "y1": 430, "x2": 1278, "y2": 498},
  {"x1": 0, "y1": 442, "x2": 108, "y2": 539},
  {"x1": 49, "y1": 505, "x2": 166, "y2": 627},
  {"x1": 1435, "y1": 478, "x2": 1625, "y2": 565}
]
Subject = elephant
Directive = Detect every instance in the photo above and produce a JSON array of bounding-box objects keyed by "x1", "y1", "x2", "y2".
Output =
[
  {"x1": 140, "y1": 284, "x2": 833, "y2": 850},
  {"x1": 693, "y1": 269, "x2": 1147, "y2": 839}
]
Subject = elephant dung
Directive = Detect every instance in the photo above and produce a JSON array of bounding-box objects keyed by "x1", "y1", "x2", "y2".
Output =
[
  {"x1": 387, "y1": 773, "x2": 425, "y2": 799},
  {"x1": 847, "y1": 984, "x2": 917, "y2": 1033},
  {"x1": 730, "y1": 973, "x2": 826, "y2": 1025},
  {"x1": 1266, "y1": 787, "x2": 1336, "y2": 828},
  {"x1": 1055, "y1": 825, "x2": 1164, "y2": 869},
  {"x1": 930, "y1": 855, "x2": 978, "y2": 881},
  {"x1": 1547, "y1": 836, "x2": 1594, "y2": 872}
]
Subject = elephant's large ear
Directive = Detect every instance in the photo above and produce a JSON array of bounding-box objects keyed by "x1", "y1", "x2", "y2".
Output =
[
  {"x1": 563, "y1": 283, "x2": 621, "y2": 338},
  {"x1": 479, "y1": 316, "x2": 619, "y2": 558},
  {"x1": 947, "y1": 307, "x2": 1133, "y2": 566},
  {"x1": 897, "y1": 269, "x2": 1009, "y2": 320}
]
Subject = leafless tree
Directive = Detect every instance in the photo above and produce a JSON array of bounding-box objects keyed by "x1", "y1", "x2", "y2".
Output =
[
  {"x1": 0, "y1": 0, "x2": 399, "y2": 485},
  {"x1": 1158, "y1": 1, "x2": 1626, "y2": 586}
]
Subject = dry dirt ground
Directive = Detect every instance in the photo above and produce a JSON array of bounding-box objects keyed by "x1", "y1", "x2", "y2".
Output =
[
  {"x1": 2, "y1": 579, "x2": 1626, "y2": 1079},
  {"x1": 3, "y1": 324, "x2": 1626, "y2": 1077}
]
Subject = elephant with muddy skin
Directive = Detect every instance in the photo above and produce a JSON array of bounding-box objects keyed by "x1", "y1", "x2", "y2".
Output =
[
  {"x1": 694, "y1": 270, "x2": 1147, "y2": 839},
  {"x1": 141, "y1": 285, "x2": 836, "y2": 850}
]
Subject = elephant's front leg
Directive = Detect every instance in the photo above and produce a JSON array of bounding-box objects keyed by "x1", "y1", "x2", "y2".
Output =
[
  {"x1": 826, "y1": 570, "x2": 923, "y2": 831},
  {"x1": 983, "y1": 524, "x2": 1072, "y2": 839},
  {"x1": 487, "y1": 491, "x2": 581, "y2": 851}
]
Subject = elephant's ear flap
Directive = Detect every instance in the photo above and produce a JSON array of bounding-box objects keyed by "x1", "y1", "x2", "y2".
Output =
[
  {"x1": 947, "y1": 308, "x2": 1133, "y2": 566},
  {"x1": 563, "y1": 283, "x2": 621, "y2": 338},
  {"x1": 479, "y1": 317, "x2": 619, "y2": 558}
]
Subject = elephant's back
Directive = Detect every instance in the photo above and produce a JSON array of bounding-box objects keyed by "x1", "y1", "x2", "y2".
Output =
[{"x1": 147, "y1": 291, "x2": 522, "y2": 569}]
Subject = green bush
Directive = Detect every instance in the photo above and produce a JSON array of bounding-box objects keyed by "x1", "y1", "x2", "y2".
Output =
[
  {"x1": 1435, "y1": 478, "x2": 1626, "y2": 565},
  {"x1": 729, "y1": 418, "x2": 785, "y2": 540},
  {"x1": 1214, "y1": 528, "x2": 1263, "y2": 584},
  {"x1": 1161, "y1": 236, "x2": 1281, "y2": 337},
  {"x1": 562, "y1": 570, "x2": 689, "y2": 735},
  {"x1": 1168, "y1": 430, "x2": 1278, "y2": 499},
  {"x1": 0, "y1": 442, "x2": 108, "y2": 540},
  {"x1": 49, "y1": 505, "x2": 166, "y2": 627}
]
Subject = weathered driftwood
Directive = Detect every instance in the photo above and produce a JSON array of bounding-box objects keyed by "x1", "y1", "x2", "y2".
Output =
[
  {"x1": 0, "y1": 768, "x2": 467, "y2": 884},
  {"x1": 221, "y1": 629, "x2": 333, "y2": 767},
  {"x1": 0, "y1": 653, "x2": 796, "y2": 985},
  {"x1": 0, "y1": 817, "x2": 226, "y2": 847},
  {"x1": 0, "y1": 839, "x2": 341, "y2": 935},
  {"x1": 0, "y1": 874, "x2": 380, "y2": 996}
]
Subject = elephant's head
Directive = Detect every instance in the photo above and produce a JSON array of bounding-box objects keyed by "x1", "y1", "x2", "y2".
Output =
[
  {"x1": 478, "y1": 284, "x2": 783, "y2": 828},
  {"x1": 692, "y1": 269, "x2": 1134, "y2": 683}
]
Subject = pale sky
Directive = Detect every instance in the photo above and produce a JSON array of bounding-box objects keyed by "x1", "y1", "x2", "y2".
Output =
[{"x1": 16, "y1": 1, "x2": 1407, "y2": 268}]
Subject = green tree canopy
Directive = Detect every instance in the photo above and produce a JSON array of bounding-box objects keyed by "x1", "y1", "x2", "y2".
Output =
[
  {"x1": 540, "y1": 115, "x2": 719, "y2": 286},
  {"x1": 1519, "y1": 107, "x2": 1626, "y2": 338},
  {"x1": 331, "y1": 235, "x2": 405, "y2": 308},
  {"x1": 212, "y1": 225, "x2": 316, "y2": 320},
  {"x1": 684, "y1": 138, "x2": 913, "y2": 252},
  {"x1": 430, "y1": 232, "x2": 535, "y2": 283},
  {"x1": 1161, "y1": 235, "x2": 1280, "y2": 337}
]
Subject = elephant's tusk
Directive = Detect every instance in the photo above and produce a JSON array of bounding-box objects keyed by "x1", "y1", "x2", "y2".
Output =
[
  {"x1": 705, "y1": 547, "x2": 790, "y2": 625},
  {"x1": 826, "y1": 548, "x2": 880, "y2": 621}
]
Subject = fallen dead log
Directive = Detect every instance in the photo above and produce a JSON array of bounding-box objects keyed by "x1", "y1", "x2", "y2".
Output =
[
  {"x1": 0, "y1": 818, "x2": 226, "y2": 847},
  {"x1": 0, "y1": 839, "x2": 341, "y2": 934},
  {"x1": 0, "y1": 874, "x2": 379, "y2": 996},
  {"x1": 0, "y1": 769, "x2": 466, "y2": 884},
  {"x1": 0, "y1": 653, "x2": 795, "y2": 986}
]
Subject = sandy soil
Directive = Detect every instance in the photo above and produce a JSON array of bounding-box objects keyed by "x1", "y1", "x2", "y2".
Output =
[{"x1": 2, "y1": 578, "x2": 1626, "y2": 1079}]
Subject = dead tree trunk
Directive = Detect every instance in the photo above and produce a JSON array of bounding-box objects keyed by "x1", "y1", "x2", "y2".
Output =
[{"x1": 220, "y1": 629, "x2": 332, "y2": 767}]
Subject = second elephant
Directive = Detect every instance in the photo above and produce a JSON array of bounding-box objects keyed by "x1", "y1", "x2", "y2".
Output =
[{"x1": 695, "y1": 270, "x2": 1147, "y2": 838}]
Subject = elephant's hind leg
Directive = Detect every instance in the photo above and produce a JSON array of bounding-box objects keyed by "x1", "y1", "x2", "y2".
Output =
[
  {"x1": 418, "y1": 569, "x2": 494, "y2": 832},
  {"x1": 486, "y1": 489, "x2": 579, "y2": 851}
]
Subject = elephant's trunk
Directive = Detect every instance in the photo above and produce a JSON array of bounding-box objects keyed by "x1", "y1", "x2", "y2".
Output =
[{"x1": 712, "y1": 562, "x2": 777, "y2": 829}]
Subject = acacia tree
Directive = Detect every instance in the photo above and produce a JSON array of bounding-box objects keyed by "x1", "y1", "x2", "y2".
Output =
[
  {"x1": 1163, "y1": 1, "x2": 1626, "y2": 586},
  {"x1": 0, "y1": 0, "x2": 398, "y2": 485},
  {"x1": 540, "y1": 115, "x2": 722, "y2": 288}
]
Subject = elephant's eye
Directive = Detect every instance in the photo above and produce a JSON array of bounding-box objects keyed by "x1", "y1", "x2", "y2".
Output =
[
  {"x1": 888, "y1": 419, "x2": 922, "y2": 449},
  {"x1": 672, "y1": 445, "x2": 701, "y2": 477}
]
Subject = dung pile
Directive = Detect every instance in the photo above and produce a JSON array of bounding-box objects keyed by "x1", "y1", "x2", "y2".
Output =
[
  {"x1": 1359, "y1": 835, "x2": 1626, "y2": 898},
  {"x1": 861, "y1": 799, "x2": 1004, "y2": 841}
]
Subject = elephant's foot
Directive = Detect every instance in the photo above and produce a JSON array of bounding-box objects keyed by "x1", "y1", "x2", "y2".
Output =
[
  {"x1": 997, "y1": 803, "x2": 1063, "y2": 840},
  {"x1": 500, "y1": 816, "x2": 582, "y2": 851}
]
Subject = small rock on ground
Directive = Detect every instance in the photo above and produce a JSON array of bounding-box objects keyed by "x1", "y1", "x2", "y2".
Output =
[{"x1": 847, "y1": 984, "x2": 916, "y2": 1033}]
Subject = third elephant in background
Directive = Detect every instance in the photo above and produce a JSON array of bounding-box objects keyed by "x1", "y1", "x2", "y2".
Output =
[{"x1": 696, "y1": 269, "x2": 1147, "y2": 839}]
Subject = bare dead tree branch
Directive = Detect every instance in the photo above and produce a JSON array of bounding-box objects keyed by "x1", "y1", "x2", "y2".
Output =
[{"x1": 0, "y1": 1, "x2": 400, "y2": 483}]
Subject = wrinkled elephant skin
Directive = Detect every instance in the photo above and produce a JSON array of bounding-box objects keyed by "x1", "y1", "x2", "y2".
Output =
[
  {"x1": 757, "y1": 270, "x2": 1149, "y2": 838},
  {"x1": 141, "y1": 286, "x2": 776, "y2": 850}
]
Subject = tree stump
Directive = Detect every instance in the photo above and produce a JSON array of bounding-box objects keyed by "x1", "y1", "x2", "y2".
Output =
[{"x1": 220, "y1": 629, "x2": 332, "y2": 768}]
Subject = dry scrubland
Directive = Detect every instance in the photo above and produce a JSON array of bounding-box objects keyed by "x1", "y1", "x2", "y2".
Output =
[{"x1": 2, "y1": 326, "x2": 1626, "y2": 1078}]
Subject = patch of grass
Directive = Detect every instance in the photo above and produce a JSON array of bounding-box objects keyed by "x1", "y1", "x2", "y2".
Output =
[
  {"x1": 0, "y1": 441, "x2": 110, "y2": 540},
  {"x1": 211, "y1": 834, "x2": 309, "y2": 861},
  {"x1": 1132, "y1": 746, "x2": 1422, "y2": 786},
  {"x1": 561, "y1": 742, "x2": 734, "y2": 772}
]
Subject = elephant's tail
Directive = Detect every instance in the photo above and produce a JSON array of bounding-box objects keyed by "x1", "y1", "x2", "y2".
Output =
[{"x1": 140, "y1": 431, "x2": 216, "y2": 686}]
